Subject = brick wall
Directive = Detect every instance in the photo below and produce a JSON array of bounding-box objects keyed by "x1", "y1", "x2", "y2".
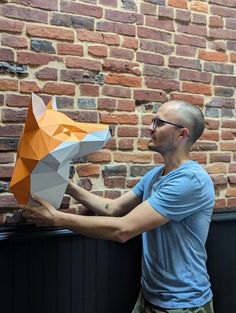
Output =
[{"x1": 0, "y1": 0, "x2": 236, "y2": 221}]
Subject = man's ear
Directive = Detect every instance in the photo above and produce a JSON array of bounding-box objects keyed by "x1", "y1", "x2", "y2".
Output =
[{"x1": 179, "y1": 128, "x2": 190, "y2": 139}]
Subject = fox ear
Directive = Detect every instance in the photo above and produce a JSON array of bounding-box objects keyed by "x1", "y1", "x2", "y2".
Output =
[
  {"x1": 31, "y1": 93, "x2": 47, "y2": 121},
  {"x1": 47, "y1": 96, "x2": 58, "y2": 110}
]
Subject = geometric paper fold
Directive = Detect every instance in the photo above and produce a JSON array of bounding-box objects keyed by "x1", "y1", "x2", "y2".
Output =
[{"x1": 10, "y1": 93, "x2": 111, "y2": 208}]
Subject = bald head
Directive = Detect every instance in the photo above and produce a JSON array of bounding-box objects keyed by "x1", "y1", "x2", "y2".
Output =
[{"x1": 160, "y1": 100, "x2": 205, "y2": 146}]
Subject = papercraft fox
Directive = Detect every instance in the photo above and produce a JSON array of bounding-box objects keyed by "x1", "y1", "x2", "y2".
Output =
[{"x1": 10, "y1": 93, "x2": 111, "y2": 208}]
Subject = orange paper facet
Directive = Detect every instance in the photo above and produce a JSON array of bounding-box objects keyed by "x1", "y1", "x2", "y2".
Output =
[{"x1": 10, "y1": 94, "x2": 111, "y2": 208}]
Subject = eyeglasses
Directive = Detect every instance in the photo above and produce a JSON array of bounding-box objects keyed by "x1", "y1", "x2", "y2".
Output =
[{"x1": 151, "y1": 117, "x2": 184, "y2": 130}]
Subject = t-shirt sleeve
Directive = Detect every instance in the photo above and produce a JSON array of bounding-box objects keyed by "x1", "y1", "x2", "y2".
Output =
[
  {"x1": 132, "y1": 176, "x2": 144, "y2": 199},
  {"x1": 147, "y1": 173, "x2": 206, "y2": 222}
]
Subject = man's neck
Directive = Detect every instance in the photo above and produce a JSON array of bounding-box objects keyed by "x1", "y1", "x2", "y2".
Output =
[{"x1": 162, "y1": 152, "x2": 190, "y2": 175}]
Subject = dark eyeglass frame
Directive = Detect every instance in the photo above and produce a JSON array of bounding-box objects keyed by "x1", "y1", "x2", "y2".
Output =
[{"x1": 151, "y1": 117, "x2": 184, "y2": 129}]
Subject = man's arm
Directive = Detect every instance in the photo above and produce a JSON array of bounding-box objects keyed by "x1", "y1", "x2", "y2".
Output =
[
  {"x1": 66, "y1": 181, "x2": 141, "y2": 217},
  {"x1": 22, "y1": 195, "x2": 169, "y2": 243}
]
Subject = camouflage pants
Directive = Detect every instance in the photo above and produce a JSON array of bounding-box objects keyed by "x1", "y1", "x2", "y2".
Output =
[{"x1": 132, "y1": 291, "x2": 214, "y2": 313}]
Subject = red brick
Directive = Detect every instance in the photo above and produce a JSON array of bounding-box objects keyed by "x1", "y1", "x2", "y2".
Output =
[
  {"x1": 169, "y1": 56, "x2": 201, "y2": 70},
  {"x1": 100, "y1": 113, "x2": 138, "y2": 124},
  {"x1": 17, "y1": 51, "x2": 60, "y2": 66},
  {"x1": 114, "y1": 152, "x2": 152, "y2": 163},
  {"x1": 110, "y1": 47, "x2": 134, "y2": 61},
  {"x1": 80, "y1": 84, "x2": 99, "y2": 97},
  {"x1": 177, "y1": 24, "x2": 207, "y2": 37},
  {"x1": 221, "y1": 131, "x2": 236, "y2": 140},
  {"x1": 226, "y1": 188, "x2": 236, "y2": 197},
  {"x1": 220, "y1": 141, "x2": 236, "y2": 151},
  {"x1": 104, "y1": 177, "x2": 126, "y2": 189},
  {"x1": 66, "y1": 57, "x2": 101, "y2": 71},
  {"x1": 190, "y1": 1, "x2": 208, "y2": 13},
  {"x1": 134, "y1": 90, "x2": 168, "y2": 102},
  {"x1": 77, "y1": 29, "x2": 120, "y2": 45},
  {"x1": 118, "y1": 138, "x2": 134, "y2": 150},
  {"x1": 211, "y1": 175, "x2": 228, "y2": 186},
  {"x1": 27, "y1": 24, "x2": 74, "y2": 41},
  {"x1": 137, "y1": 138, "x2": 150, "y2": 151},
  {"x1": 214, "y1": 199, "x2": 226, "y2": 209},
  {"x1": 170, "y1": 93, "x2": 204, "y2": 106},
  {"x1": 182, "y1": 82, "x2": 212, "y2": 95},
  {"x1": 168, "y1": 0, "x2": 188, "y2": 9},
  {"x1": 174, "y1": 34, "x2": 206, "y2": 48},
  {"x1": 159, "y1": 6, "x2": 174, "y2": 19},
  {"x1": 105, "y1": 9, "x2": 143, "y2": 24},
  {"x1": 104, "y1": 138, "x2": 117, "y2": 150},
  {"x1": 209, "y1": 16, "x2": 224, "y2": 28},
  {"x1": 102, "y1": 85, "x2": 131, "y2": 98},
  {"x1": 117, "y1": 99, "x2": 135, "y2": 112},
  {"x1": 176, "y1": 45, "x2": 197, "y2": 57},
  {"x1": 6, "y1": 94, "x2": 30, "y2": 107},
  {"x1": 8, "y1": 0, "x2": 58, "y2": 10},
  {"x1": 179, "y1": 69, "x2": 212, "y2": 83},
  {"x1": 57, "y1": 43, "x2": 84, "y2": 56},
  {"x1": 206, "y1": 163, "x2": 227, "y2": 174},
  {"x1": 0, "y1": 152, "x2": 14, "y2": 163},
  {"x1": 145, "y1": 77, "x2": 179, "y2": 91},
  {"x1": 122, "y1": 37, "x2": 139, "y2": 50},
  {"x1": 209, "y1": 28, "x2": 236, "y2": 40},
  {"x1": 98, "y1": 98, "x2": 116, "y2": 111},
  {"x1": 0, "y1": 166, "x2": 13, "y2": 178},
  {"x1": 102, "y1": 59, "x2": 141, "y2": 76},
  {"x1": 42, "y1": 82, "x2": 75, "y2": 96},
  {"x1": 97, "y1": 21, "x2": 136, "y2": 36},
  {"x1": 198, "y1": 50, "x2": 228, "y2": 62},
  {"x1": 189, "y1": 152, "x2": 207, "y2": 163},
  {"x1": 61, "y1": 2, "x2": 103, "y2": 18},
  {"x1": 210, "y1": 153, "x2": 231, "y2": 163},
  {"x1": 214, "y1": 76, "x2": 236, "y2": 87},
  {"x1": 0, "y1": 124, "x2": 23, "y2": 137},
  {"x1": 230, "y1": 52, "x2": 236, "y2": 63},
  {"x1": 99, "y1": 0, "x2": 117, "y2": 7},
  {"x1": 227, "y1": 198, "x2": 236, "y2": 208},
  {"x1": 200, "y1": 130, "x2": 219, "y2": 141},
  {"x1": 0, "y1": 79, "x2": 18, "y2": 91},
  {"x1": 229, "y1": 176, "x2": 236, "y2": 184},
  {"x1": 35, "y1": 67, "x2": 58, "y2": 81},
  {"x1": 86, "y1": 150, "x2": 111, "y2": 163},
  {"x1": 229, "y1": 164, "x2": 236, "y2": 173},
  {"x1": 105, "y1": 74, "x2": 141, "y2": 87},
  {"x1": 126, "y1": 178, "x2": 140, "y2": 188},
  {"x1": 0, "y1": 17, "x2": 24, "y2": 33},
  {"x1": 205, "y1": 119, "x2": 220, "y2": 130},
  {"x1": 1, "y1": 108, "x2": 27, "y2": 122},
  {"x1": 0, "y1": 195, "x2": 17, "y2": 208},
  {"x1": 88, "y1": 45, "x2": 108, "y2": 57},
  {"x1": 2, "y1": 4, "x2": 48, "y2": 23},
  {"x1": 0, "y1": 48, "x2": 14, "y2": 62},
  {"x1": 140, "y1": 2, "x2": 157, "y2": 15},
  {"x1": 136, "y1": 52, "x2": 164, "y2": 65},
  {"x1": 221, "y1": 120, "x2": 236, "y2": 128},
  {"x1": 137, "y1": 26, "x2": 172, "y2": 43},
  {"x1": 117, "y1": 127, "x2": 139, "y2": 137},
  {"x1": 1, "y1": 34, "x2": 27, "y2": 49},
  {"x1": 76, "y1": 164, "x2": 100, "y2": 177},
  {"x1": 145, "y1": 16, "x2": 174, "y2": 31}
]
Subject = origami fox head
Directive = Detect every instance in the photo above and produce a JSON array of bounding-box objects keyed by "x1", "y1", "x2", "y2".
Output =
[{"x1": 10, "y1": 93, "x2": 111, "y2": 208}]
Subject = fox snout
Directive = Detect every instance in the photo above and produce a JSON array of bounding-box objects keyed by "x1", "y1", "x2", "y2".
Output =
[{"x1": 10, "y1": 94, "x2": 111, "y2": 208}]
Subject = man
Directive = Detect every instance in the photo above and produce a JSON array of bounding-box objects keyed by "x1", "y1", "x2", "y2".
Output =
[{"x1": 22, "y1": 100, "x2": 215, "y2": 313}]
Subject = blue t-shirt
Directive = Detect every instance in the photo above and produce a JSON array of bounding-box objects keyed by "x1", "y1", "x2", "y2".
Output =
[{"x1": 132, "y1": 160, "x2": 215, "y2": 309}]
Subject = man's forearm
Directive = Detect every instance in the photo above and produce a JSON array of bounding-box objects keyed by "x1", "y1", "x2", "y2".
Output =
[
  {"x1": 66, "y1": 182, "x2": 114, "y2": 216},
  {"x1": 54, "y1": 210, "x2": 128, "y2": 242}
]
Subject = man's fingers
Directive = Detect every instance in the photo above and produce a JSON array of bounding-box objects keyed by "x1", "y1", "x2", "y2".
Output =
[{"x1": 31, "y1": 194, "x2": 52, "y2": 208}]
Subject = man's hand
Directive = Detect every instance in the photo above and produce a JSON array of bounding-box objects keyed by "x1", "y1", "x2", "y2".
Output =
[{"x1": 20, "y1": 195, "x2": 60, "y2": 226}]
